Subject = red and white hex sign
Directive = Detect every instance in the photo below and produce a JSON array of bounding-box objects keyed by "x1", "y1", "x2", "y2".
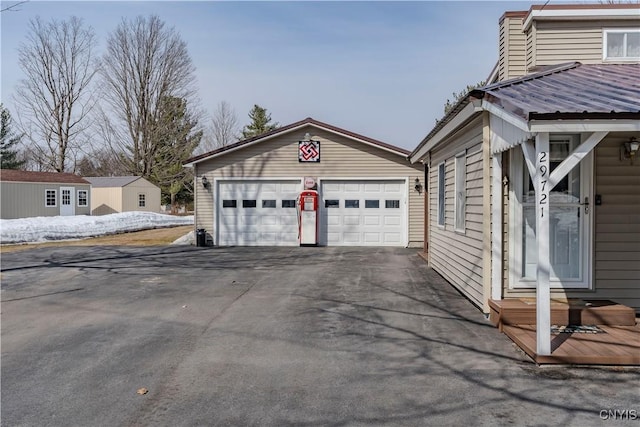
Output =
[{"x1": 298, "y1": 140, "x2": 320, "y2": 163}]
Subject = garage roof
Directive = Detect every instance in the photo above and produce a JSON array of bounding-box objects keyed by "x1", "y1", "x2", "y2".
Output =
[
  {"x1": 84, "y1": 176, "x2": 142, "y2": 188},
  {"x1": 185, "y1": 117, "x2": 410, "y2": 166},
  {"x1": 1, "y1": 169, "x2": 90, "y2": 184}
]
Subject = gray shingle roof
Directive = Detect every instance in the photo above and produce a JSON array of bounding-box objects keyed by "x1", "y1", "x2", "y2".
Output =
[{"x1": 84, "y1": 176, "x2": 141, "y2": 188}]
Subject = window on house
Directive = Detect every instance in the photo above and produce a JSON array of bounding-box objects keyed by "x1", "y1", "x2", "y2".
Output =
[
  {"x1": 325, "y1": 200, "x2": 339, "y2": 208},
  {"x1": 45, "y1": 189, "x2": 57, "y2": 207},
  {"x1": 78, "y1": 190, "x2": 88, "y2": 207},
  {"x1": 365, "y1": 200, "x2": 380, "y2": 208},
  {"x1": 242, "y1": 200, "x2": 257, "y2": 208},
  {"x1": 385, "y1": 200, "x2": 400, "y2": 209},
  {"x1": 223, "y1": 200, "x2": 237, "y2": 208},
  {"x1": 262, "y1": 200, "x2": 276, "y2": 208},
  {"x1": 282, "y1": 200, "x2": 296, "y2": 208},
  {"x1": 138, "y1": 193, "x2": 146, "y2": 208},
  {"x1": 454, "y1": 152, "x2": 466, "y2": 232},
  {"x1": 345, "y1": 200, "x2": 359, "y2": 208},
  {"x1": 437, "y1": 162, "x2": 445, "y2": 226},
  {"x1": 604, "y1": 29, "x2": 640, "y2": 60}
]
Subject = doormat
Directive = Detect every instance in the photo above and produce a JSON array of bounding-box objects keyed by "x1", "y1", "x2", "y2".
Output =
[{"x1": 551, "y1": 325, "x2": 605, "y2": 334}]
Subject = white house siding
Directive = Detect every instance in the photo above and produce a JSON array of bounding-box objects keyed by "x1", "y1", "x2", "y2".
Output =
[
  {"x1": 1, "y1": 182, "x2": 91, "y2": 219},
  {"x1": 502, "y1": 134, "x2": 640, "y2": 312},
  {"x1": 194, "y1": 125, "x2": 424, "y2": 246},
  {"x1": 526, "y1": 20, "x2": 640, "y2": 69},
  {"x1": 428, "y1": 118, "x2": 485, "y2": 309}
]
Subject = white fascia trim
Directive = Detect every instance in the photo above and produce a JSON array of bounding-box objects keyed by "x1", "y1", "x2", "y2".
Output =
[
  {"x1": 310, "y1": 125, "x2": 409, "y2": 158},
  {"x1": 184, "y1": 123, "x2": 309, "y2": 167},
  {"x1": 481, "y1": 101, "x2": 530, "y2": 133},
  {"x1": 530, "y1": 120, "x2": 640, "y2": 133},
  {"x1": 185, "y1": 122, "x2": 409, "y2": 167},
  {"x1": 409, "y1": 102, "x2": 479, "y2": 164},
  {"x1": 523, "y1": 8, "x2": 640, "y2": 31}
]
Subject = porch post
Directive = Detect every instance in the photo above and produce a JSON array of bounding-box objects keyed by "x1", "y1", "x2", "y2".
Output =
[
  {"x1": 535, "y1": 133, "x2": 551, "y2": 356},
  {"x1": 491, "y1": 153, "x2": 503, "y2": 300}
]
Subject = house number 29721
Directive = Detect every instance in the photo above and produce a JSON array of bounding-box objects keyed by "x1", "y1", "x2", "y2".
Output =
[{"x1": 539, "y1": 151, "x2": 548, "y2": 218}]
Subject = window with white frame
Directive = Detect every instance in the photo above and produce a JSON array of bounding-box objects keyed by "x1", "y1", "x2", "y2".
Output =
[
  {"x1": 454, "y1": 152, "x2": 466, "y2": 232},
  {"x1": 437, "y1": 162, "x2": 445, "y2": 226},
  {"x1": 77, "y1": 190, "x2": 88, "y2": 207},
  {"x1": 138, "y1": 193, "x2": 146, "y2": 208},
  {"x1": 45, "y1": 189, "x2": 57, "y2": 207},
  {"x1": 603, "y1": 29, "x2": 640, "y2": 60}
]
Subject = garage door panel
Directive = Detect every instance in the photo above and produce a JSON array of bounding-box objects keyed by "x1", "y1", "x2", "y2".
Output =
[
  {"x1": 217, "y1": 180, "x2": 299, "y2": 246},
  {"x1": 363, "y1": 216, "x2": 380, "y2": 226},
  {"x1": 320, "y1": 180, "x2": 405, "y2": 247}
]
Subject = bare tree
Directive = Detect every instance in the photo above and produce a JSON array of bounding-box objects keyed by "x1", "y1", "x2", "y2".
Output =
[
  {"x1": 210, "y1": 100, "x2": 239, "y2": 149},
  {"x1": 99, "y1": 15, "x2": 197, "y2": 179},
  {"x1": 14, "y1": 16, "x2": 97, "y2": 172},
  {"x1": 1, "y1": 1, "x2": 28, "y2": 13}
]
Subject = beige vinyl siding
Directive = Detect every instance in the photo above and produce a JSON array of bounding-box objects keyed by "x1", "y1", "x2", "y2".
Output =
[
  {"x1": 91, "y1": 187, "x2": 123, "y2": 215},
  {"x1": 527, "y1": 20, "x2": 640, "y2": 68},
  {"x1": 1, "y1": 182, "x2": 91, "y2": 219},
  {"x1": 503, "y1": 134, "x2": 640, "y2": 312},
  {"x1": 122, "y1": 179, "x2": 161, "y2": 213},
  {"x1": 195, "y1": 125, "x2": 423, "y2": 246},
  {"x1": 498, "y1": 15, "x2": 527, "y2": 80},
  {"x1": 428, "y1": 118, "x2": 485, "y2": 309}
]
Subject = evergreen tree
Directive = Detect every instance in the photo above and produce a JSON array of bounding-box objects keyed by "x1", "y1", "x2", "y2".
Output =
[
  {"x1": 149, "y1": 96, "x2": 202, "y2": 213},
  {"x1": 241, "y1": 104, "x2": 279, "y2": 139},
  {"x1": 0, "y1": 104, "x2": 25, "y2": 169}
]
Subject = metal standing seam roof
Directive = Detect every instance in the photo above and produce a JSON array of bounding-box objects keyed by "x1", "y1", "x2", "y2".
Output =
[
  {"x1": 0, "y1": 169, "x2": 90, "y2": 184},
  {"x1": 475, "y1": 62, "x2": 640, "y2": 120},
  {"x1": 410, "y1": 62, "x2": 640, "y2": 160},
  {"x1": 84, "y1": 176, "x2": 142, "y2": 188}
]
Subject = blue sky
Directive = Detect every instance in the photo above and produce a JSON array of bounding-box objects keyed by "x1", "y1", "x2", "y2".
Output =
[{"x1": 2, "y1": 1, "x2": 540, "y2": 150}]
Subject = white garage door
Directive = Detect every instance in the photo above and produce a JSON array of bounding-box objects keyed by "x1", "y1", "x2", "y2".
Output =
[
  {"x1": 217, "y1": 180, "x2": 300, "y2": 246},
  {"x1": 320, "y1": 180, "x2": 406, "y2": 246}
]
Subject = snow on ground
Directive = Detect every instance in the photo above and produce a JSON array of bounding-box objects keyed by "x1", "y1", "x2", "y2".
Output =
[{"x1": 0, "y1": 211, "x2": 194, "y2": 244}]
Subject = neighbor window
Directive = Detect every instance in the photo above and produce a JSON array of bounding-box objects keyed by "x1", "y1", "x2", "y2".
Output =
[
  {"x1": 604, "y1": 29, "x2": 640, "y2": 60},
  {"x1": 282, "y1": 200, "x2": 296, "y2": 208},
  {"x1": 77, "y1": 190, "x2": 88, "y2": 207},
  {"x1": 385, "y1": 200, "x2": 400, "y2": 209},
  {"x1": 454, "y1": 152, "x2": 466, "y2": 232},
  {"x1": 242, "y1": 200, "x2": 257, "y2": 208},
  {"x1": 138, "y1": 193, "x2": 146, "y2": 208},
  {"x1": 437, "y1": 162, "x2": 445, "y2": 226},
  {"x1": 45, "y1": 189, "x2": 57, "y2": 207},
  {"x1": 365, "y1": 200, "x2": 380, "y2": 209},
  {"x1": 222, "y1": 200, "x2": 237, "y2": 208},
  {"x1": 345, "y1": 200, "x2": 359, "y2": 208},
  {"x1": 262, "y1": 200, "x2": 276, "y2": 208}
]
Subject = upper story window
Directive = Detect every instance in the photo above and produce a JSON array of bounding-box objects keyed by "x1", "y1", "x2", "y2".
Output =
[{"x1": 603, "y1": 29, "x2": 640, "y2": 61}]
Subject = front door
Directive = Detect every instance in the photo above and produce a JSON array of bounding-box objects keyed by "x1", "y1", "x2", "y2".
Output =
[
  {"x1": 511, "y1": 135, "x2": 592, "y2": 289},
  {"x1": 60, "y1": 187, "x2": 75, "y2": 216}
]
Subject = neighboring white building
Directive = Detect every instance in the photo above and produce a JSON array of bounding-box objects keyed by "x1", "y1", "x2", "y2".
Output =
[{"x1": 85, "y1": 176, "x2": 161, "y2": 216}]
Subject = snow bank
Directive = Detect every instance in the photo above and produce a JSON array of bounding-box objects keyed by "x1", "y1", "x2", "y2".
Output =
[{"x1": 0, "y1": 211, "x2": 194, "y2": 244}]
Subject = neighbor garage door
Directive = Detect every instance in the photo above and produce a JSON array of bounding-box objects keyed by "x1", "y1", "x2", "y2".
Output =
[
  {"x1": 320, "y1": 180, "x2": 406, "y2": 246},
  {"x1": 217, "y1": 180, "x2": 300, "y2": 246}
]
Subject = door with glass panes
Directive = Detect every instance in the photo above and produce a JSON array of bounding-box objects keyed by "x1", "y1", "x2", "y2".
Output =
[{"x1": 511, "y1": 135, "x2": 592, "y2": 288}]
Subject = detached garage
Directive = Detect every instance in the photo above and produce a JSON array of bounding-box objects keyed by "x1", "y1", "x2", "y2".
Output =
[{"x1": 185, "y1": 118, "x2": 424, "y2": 247}]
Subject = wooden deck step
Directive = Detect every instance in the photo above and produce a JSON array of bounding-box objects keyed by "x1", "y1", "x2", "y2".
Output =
[
  {"x1": 502, "y1": 324, "x2": 640, "y2": 365},
  {"x1": 489, "y1": 299, "x2": 636, "y2": 329}
]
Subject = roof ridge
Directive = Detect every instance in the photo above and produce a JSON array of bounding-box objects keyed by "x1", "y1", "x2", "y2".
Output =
[{"x1": 481, "y1": 62, "x2": 581, "y2": 92}]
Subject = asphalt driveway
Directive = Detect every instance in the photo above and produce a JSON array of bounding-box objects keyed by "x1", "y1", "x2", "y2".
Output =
[{"x1": 1, "y1": 246, "x2": 638, "y2": 426}]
